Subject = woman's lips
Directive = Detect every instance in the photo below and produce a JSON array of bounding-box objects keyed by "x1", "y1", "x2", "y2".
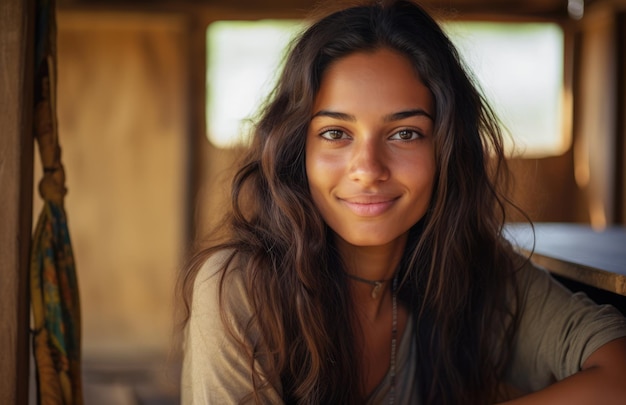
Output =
[{"x1": 339, "y1": 196, "x2": 398, "y2": 217}]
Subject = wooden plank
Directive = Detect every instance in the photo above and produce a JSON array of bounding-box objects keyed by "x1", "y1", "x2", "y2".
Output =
[
  {"x1": 0, "y1": 0, "x2": 35, "y2": 403},
  {"x1": 506, "y1": 223, "x2": 626, "y2": 296}
]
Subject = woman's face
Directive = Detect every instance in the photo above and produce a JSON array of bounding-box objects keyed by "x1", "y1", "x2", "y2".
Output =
[{"x1": 305, "y1": 48, "x2": 436, "y2": 249}]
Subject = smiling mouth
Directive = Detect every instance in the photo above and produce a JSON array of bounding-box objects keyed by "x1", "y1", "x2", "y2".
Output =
[{"x1": 339, "y1": 197, "x2": 398, "y2": 217}]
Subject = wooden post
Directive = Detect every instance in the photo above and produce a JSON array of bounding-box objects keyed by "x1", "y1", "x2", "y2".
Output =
[
  {"x1": 617, "y1": 11, "x2": 625, "y2": 224},
  {"x1": 0, "y1": 0, "x2": 35, "y2": 403}
]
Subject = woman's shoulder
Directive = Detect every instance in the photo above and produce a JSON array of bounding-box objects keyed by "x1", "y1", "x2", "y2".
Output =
[
  {"x1": 508, "y1": 252, "x2": 556, "y2": 294},
  {"x1": 194, "y1": 248, "x2": 239, "y2": 285},
  {"x1": 182, "y1": 248, "x2": 278, "y2": 403},
  {"x1": 191, "y1": 248, "x2": 251, "y2": 320}
]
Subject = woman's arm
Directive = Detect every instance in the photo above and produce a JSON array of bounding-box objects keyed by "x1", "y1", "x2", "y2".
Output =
[{"x1": 500, "y1": 337, "x2": 626, "y2": 405}]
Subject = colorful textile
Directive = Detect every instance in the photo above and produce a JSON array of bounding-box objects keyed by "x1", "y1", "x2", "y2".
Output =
[{"x1": 31, "y1": 202, "x2": 83, "y2": 405}]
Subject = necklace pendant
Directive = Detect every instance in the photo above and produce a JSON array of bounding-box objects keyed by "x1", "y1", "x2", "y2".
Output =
[{"x1": 371, "y1": 282, "x2": 382, "y2": 299}]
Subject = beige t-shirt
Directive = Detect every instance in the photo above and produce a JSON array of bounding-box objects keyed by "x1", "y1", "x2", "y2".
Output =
[{"x1": 181, "y1": 250, "x2": 626, "y2": 404}]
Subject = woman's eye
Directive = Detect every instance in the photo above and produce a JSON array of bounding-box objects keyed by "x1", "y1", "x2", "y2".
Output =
[
  {"x1": 389, "y1": 129, "x2": 421, "y2": 141},
  {"x1": 320, "y1": 129, "x2": 349, "y2": 140}
]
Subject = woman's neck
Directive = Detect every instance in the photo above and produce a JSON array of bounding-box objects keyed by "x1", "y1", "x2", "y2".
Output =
[
  {"x1": 336, "y1": 233, "x2": 407, "y2": 279},
  {"x1": 335, "y1": 233, "x2": 407, "y2": 318}
]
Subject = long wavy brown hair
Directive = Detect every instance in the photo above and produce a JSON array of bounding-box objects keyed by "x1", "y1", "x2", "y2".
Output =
[{"x1": 179, "y1": 1, "x2": 523, "y2": 403}]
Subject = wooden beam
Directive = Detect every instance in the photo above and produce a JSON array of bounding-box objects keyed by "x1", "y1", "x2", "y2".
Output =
[
  {"x1": 0, "y1": 0, "x2": 35, "y2": 403},
  {"x1": 57, "y1": 0, "x2": 573, "y2": 17}
]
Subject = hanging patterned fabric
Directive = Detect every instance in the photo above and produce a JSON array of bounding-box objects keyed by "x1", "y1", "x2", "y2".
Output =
[{"x1": 30, "y1": 0, "x2": 83, "y2": 403}]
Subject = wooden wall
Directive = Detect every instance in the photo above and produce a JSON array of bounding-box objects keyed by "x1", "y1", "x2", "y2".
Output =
[
  {"x1": 573, "y1": 0, "x2": 626, "y2": 227},
  {"x1": 48, "y1": 11, "x2": 189, "y2": 362}
]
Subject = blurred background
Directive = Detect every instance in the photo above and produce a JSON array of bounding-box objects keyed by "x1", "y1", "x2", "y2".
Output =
[{"x1": 2, "y1": 0, "x2": 625, "y2": 403}]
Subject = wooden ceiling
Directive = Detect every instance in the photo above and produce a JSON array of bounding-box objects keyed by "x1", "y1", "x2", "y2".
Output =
[{"x1": 57, "y1": 0, "x2": 594, "y2": 19}]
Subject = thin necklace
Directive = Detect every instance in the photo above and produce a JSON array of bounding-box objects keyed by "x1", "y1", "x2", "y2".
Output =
[
  {"x1": 389, "y1": 273, "x2": 398, "y2": 405},
  {"x1": 344, "y1": 272, "x2": 393, "y2": 299},
  {"x1": 345, "y1": 271, "x2": 399, "y2": 402}
]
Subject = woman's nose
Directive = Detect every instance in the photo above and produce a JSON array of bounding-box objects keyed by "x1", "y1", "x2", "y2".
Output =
[{"x1": 348, "y1": 138, "x2": 390, "y2": 184}]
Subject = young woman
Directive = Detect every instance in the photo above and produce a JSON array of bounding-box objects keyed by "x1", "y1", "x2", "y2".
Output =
[{"x1": 179, "y1": 1, "x2": 626, "y2": 403}]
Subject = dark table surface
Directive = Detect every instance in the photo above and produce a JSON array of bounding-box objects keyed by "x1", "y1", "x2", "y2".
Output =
[{"x1": 505, "y1": 223, "x2": 626, "y2": 296}]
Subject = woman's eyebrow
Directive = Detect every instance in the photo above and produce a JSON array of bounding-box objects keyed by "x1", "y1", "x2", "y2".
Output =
[
  {"x1": 384, "y1": 109, "x2": 433, "y2": 122},
  {"x1": 311, "y1": 110, "x2": 355, "y2": 122},
  {"x1": 310, "y1": 108, "x2": 433, "y2": 122}
]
